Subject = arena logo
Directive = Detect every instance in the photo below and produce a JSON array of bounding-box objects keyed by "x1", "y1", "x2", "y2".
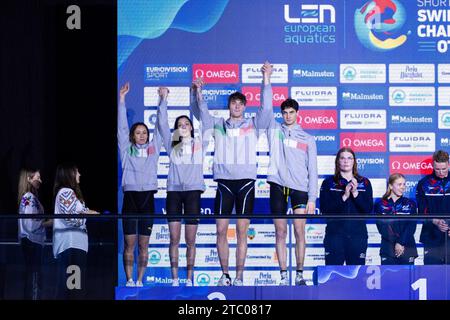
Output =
[
  {"x1": 389, "y1": 156, "x2": 433, "y2": 175},
  {"x1": 342, "y1": 66, "x2": 357, "y2": 81},
  {"x1": 193, "y1": 64, "x2": 239, "y2": 83},
  {"x1": 354, "y1": 0, "x2": 408, "y2": 52},
  {"x1": 439, "y1": 110, "x2": 450, "y2": 129},
  {"x1": 148, "y1": 250, "x2": 162, "y2": 265},
  {"x1": 196, "y1": 273, "x2": 211, "y2": 286},
  {"x1": 340, "y1": 133, "x2": 386, "y2": 152},
  {"x1": 242, "y1": 86, "x2": 288, "y2": 107},
  {"x1": 284, "y1": 4, "x2": 336, "y2": 24},
  {"x1": 297, "y1": 110, "x2": 337, "y2": 129}
]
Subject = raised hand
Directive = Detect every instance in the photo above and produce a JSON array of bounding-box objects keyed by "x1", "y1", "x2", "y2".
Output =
[
  {"x1": 192, "y1": 78, "x2": 205, "y2": 101},
  {"x1": 120, "y1": 82, "x2": 130, "y2": 102},
  {"x1": 158, "y1": 87, "x2": 169, "y2": 101}
]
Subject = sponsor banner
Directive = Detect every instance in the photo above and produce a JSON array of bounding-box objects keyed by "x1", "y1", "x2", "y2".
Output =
[
  {"x1": 203, "y1": 179, "x2": 218, "y2": 198},
  {"x1": 291, "y1": 87, "x2": 337, "y2": 106},
  {"x1": 371, "y1": 179, "x2": 388, "y2": 198},
  {"x1": 340, "y1": 132, "x2": 387, "y2": 152},
  {"x1": 356, "y1": 155, "x2": 388, "y2": 177},
  {"x1": 298, "y1": 247, "x2": 325, "y2": 267},
  {"x1": 256, "y1": 179, "x2": 270, "y2": 198},
  {"x1": 290, "y1": 64, "x2": 338, "y2": 84},
  {"x1": 143, "y1": 110, "x2": 158, "y2": 131},
  {"x1": 312, "y1": 132, "x2": 339, "y2": 154},
  {"x1": 158, "y1": 156, "x2": 170, "y2": 175},
  {"x1": 317, "y1": 155, "x2": 336, "y2": 175},
  {"x1": 144, "y1": 64, "x2": 191, "y2": 83},
  {"x1": 242, "y1": 64, "x2": 288, "y2": 83},
  {"x1": 340, "y1": 64, "x2": 386, "y2": 83},
  {"x1": 388, "y1": 109, "x2": 435, "y2": 130},
  {"x1": 257, "y1": 132, "x2": 270, "y2": 152},
  {"x1": 389, "y1": 64, "x2": 435, "y2": 83},
  {"x1": 289, "y1": 270, "x2": 315, "y2": 286},
  {"x1": 257, "y1": 155, "x2": 270, "y2": 175},
  {"x1": 438, "y1": 87, "x2": 450, "y2": 107},
  {"x1": 340, "y1": 109, "x2": 386, "y2": 129},
  {"x1": 304, "y1": 224, "x2": 326, "y2": 244},
  {"x1": 203, "y1": 155, "x2": 214, "y2": 175},
  {"x1": 194, "y1": 271, "x2": 235, "y2": 287},
  {"x1": 297, "y1": 110, "x2": 337, "y2": 129},
  {"x1": 193, "y1": 64, "x2": 239, "y2": 83},
  {"x1": 403, "y1": 175, "x2": 421, "y2": 201},
  {"x1": 201, "y1": 87, "x2": 239, "y2": 108},
  {"x1": 242, "y1": 86, "x2": 288, "y2": 107},
  {"x1": 196, "y1": 247, "x2": 278, "y2": 267},
  {"x1": 340, "y1": 86, "x2": 387, "y2": 107},
  {"x1": 367, "y1": 224, "x2": 381, "y2": 244},
  {"x1": 389, "y1": 132, "x2": 435, "y2": 152},
  {"x1": 365, "y1": 247, "x2": 381, "y2": 265},
  {"x1": 144, "y1": 86, "x2": 190, "y2": 106},
  {"x1": 155, "y1": 179, "x2": 167, "y2": 198},
  {"x1": 389, "y1": 87, "x2": 435, "y2": 106},
  {"x1": 438, "y1": 64, "x2": 450, "y2": 83},
  {"x1": 438, "y1": 133, "x2": 450, "y2": 151},
  {"x1": 389, "y1": 156, "x2": 433, "y2": 175},
  {"x1": 438, "y1": 110, "x2": 450, "y2": 129}
]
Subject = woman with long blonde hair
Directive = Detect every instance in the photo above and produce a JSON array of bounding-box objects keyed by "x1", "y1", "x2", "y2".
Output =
[
  {"x1": 18, "y1": 168, "x2": 51, "y2": 299},
  {"x1": 374, "y1": 173, "x2": 418, "y2": 265}
]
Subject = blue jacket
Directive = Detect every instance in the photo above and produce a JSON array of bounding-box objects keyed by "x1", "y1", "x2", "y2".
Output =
[
  {"x1": 417, "y1": 173, "x2": 450, "y2": 246},
  {"x1": 320, "y1": 175, "x2": 373, "y2": 237},
  {"x1": 374, "y1": 197, "x2": 418, "y2": 259}
]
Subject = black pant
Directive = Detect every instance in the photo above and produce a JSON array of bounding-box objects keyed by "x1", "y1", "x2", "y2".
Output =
[
  {"x1": 56, "y1": 248, "x2": 87, "y2": 300},
  {"x1": 214, "y1": 179, "x2": 255, "y2": 215},
  {"x1": 381, "y1": 255, "x2": 415, "y2": 265},
  {"x1": 423, "y1": 245, "x2": 450, "y2": 265},
  {"x1": 122, "y1": 190, "x2": 155, "y2": 236},
  {"x1": 324, "y1": 234, "x2": 368, "y2": 265},
  {"x1": 166, "y1": 191, "x2": 201, "y2": 225},
  {"x1": 21, "y1": 238, "x2": 43, "y2": 300}
]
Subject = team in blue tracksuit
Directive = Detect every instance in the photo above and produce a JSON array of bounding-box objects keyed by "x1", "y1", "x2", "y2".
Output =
[
  {"x1": 374, "y1": 197, "x2": 418, "y2": 265},
  {"x1": 417, "y1": 172, "x2": 450, "y2": 264},
  {"x1": 320, "y1": 175, "x2": 373, "y2": 265}
]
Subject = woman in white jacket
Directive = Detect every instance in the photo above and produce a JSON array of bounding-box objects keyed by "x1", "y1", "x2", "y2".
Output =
[
  {"x1": 18, "y1": 168, "x2": 51, "y2": 299},
  {"x1": 53, "y1": 163, "x2": 98, "y2": 299}
]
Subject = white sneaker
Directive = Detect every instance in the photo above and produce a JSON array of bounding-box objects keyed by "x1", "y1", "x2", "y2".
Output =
[
  {"x1": 135, "y1": 280, "x2": 143, "y2": 287},
  {"x1": 125, "y1": 279, "x2": 135, "y2": 287},
  {"x1": 279, "y1": 276, "x2": 289, "y2": 286},
  {"x1": 233, "y1": 278, "x2": 243, "y2": 286},
  {"x1": 217, "y1": 274, "x2": 231, "y2": 286},
  {"x1": 295, "y1": 274, "x2": 307, "y2": 286},
  {"x1": 186, "y1": 279, "x2": 193, "y2": 287},
  {"x1": 172, "y1": 278, "x2": 179, "y2": 287}
]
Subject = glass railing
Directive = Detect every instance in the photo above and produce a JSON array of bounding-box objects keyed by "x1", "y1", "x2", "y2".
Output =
[{"x1": 1, "y1": 214, "x2": 450, "y2": 300}]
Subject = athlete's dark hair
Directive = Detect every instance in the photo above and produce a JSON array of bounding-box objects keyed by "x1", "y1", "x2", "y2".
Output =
[
  {"x1": 227, "y1": 92, "x2": 247, "y2": 108},
  {"x1": 53, "y1": 162, "x2": 83, "y2": 202},
  {"x1": 129, "y1": 122, "x2": 149, "y2": 144},
  {"x1": 280, "y1": 98, "x2": 299, "y2": 112},
  {"x1": 172, "y1": 115, "x2": 195, "y2": 148}
]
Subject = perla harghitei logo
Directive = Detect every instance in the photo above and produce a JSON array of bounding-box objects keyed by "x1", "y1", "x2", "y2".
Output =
[{"x1": 354, "y1": 0, "x2": 409, "y2": 51}]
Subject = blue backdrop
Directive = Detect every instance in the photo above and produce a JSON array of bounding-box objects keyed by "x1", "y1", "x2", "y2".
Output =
[{"x1": 117, "y1": 0, "x2": 450, "y2": 288}]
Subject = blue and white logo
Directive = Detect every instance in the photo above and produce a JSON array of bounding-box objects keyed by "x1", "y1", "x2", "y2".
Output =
[
  {"x1": 340, "y1": 86, "x2": 386, "y2": 107},
  {"x1": 144, "y1": 64, "x2": 191, "y2": 84},
  {"x1": 291, "y1": 64, "x2": 338, "y2": 84}
]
